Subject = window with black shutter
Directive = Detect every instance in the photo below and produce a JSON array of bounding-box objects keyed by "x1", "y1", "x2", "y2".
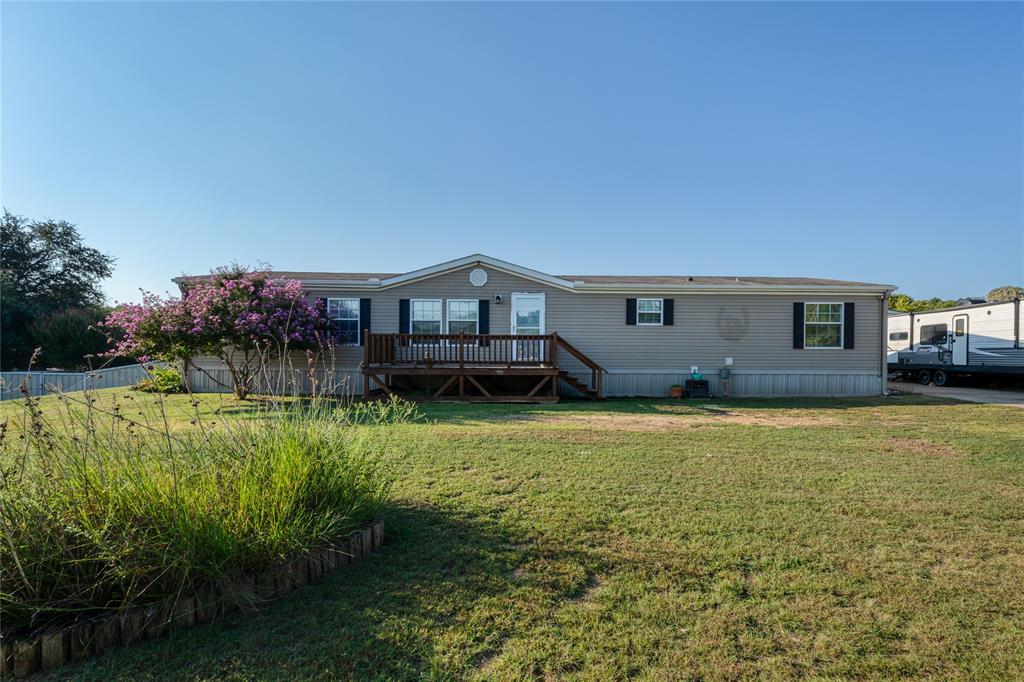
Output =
[{"x1": 326, "y1": 298, "x2": 360, "y2": 345}]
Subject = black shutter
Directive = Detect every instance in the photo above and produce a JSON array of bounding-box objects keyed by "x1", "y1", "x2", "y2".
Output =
[
  {"x1": 359, "y1": 298, "x2": 371, "y2": 346},
  {"x1": 399, "y1": 299, "x2": 410, "y2": 346},
  {"x1": 843, "y1": 302, "x2": 855, "y2": 349},
  {"x1": 793, "y1": 302, "x2": 805, "y2": 349},
  {"x1": 663, "y1": 299, "x2": 674, "y2": 326},
  {"x1": 478, "y1": 299, "x2": 490, "y2": 346},
  {"x1": 399, "y1": 299, "x2": 410, "y2": 333},
  {"x1": 626, "y1": 298, "x2": 637, "y2": 325}
]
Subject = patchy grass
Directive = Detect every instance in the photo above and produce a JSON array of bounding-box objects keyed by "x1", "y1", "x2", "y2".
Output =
[{"x1": 7, "y1": 390, "x2": 1022, "y2": 680}]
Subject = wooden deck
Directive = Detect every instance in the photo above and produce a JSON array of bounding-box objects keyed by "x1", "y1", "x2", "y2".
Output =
[{"x1": 360, "y1": 332, "x2": 604, "y2": 402}]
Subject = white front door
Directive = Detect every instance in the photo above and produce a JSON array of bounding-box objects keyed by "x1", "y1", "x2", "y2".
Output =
[
  {"x1": 952, "y1": 314, "x2": 968, "y2": 365},
  {"x1": 511, "y1": 293, "x2": 545, "y2": 360}
]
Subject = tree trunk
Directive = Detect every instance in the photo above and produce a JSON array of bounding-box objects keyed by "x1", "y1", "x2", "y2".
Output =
[
  {"x1": 180, "y1": 357, "x2": 192, "y2": 392},
  {"x1": 222, "y1": 354, "x2": 250, "y2": 400}
]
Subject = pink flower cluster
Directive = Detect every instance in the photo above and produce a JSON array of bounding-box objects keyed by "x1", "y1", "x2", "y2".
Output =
[
  {"x1": 102, "y1": 293, "x2": 192, "y2": 363},
  {"x1": 102, "y1": 267, "x2": 325, "y2": 362}
]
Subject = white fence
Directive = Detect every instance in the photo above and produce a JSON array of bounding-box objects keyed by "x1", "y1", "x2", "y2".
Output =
[
  {"x1": 186, "y1": 367, "x2": 361, "y2": 398},
  {"x1": 0, "y1": 364, "x2": 160, "y2": 401}
]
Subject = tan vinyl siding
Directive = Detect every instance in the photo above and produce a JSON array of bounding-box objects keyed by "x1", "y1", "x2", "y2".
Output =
[{"x1": 300, "y1": 264, "x2": 883, "y2": 374}]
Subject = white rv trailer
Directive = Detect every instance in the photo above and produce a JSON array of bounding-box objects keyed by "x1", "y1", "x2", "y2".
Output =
[{"x1": 887, "y1": 299, "x2": 1024, "y2": 385}]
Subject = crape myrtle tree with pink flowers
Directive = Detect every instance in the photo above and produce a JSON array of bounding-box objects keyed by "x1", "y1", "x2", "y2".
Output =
[
  {"x1": 103, "y1": 292, "x2": 200, "y2": 387},
  {"x1": 103, "y1": 265, "x2": 326, "y2": 399}
]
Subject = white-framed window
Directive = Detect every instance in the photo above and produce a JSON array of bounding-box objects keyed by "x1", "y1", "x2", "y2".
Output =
[
  {"x1": 327, "y1": 298, "x2": 360, "y2": 345},
  {"x1": 920, "y1": 323, "x2": 947, "y2": 346},
  {"x1": 637, "y1": 298, "x2": 664, "y2": 325},
  {"x1": 410, "y1": 299, "x2": 442, "y2": 334},
  {"x1": 447, "y1": 299, "x2": 479, "y2": 335},
  {"x1": 804, "y1": 302, "x2": 843, "y2": 349}
]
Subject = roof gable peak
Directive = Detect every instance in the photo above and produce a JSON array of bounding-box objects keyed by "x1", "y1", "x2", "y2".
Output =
[{"x1": 380, "y1": 254, "x2": 575, "y2": 290}]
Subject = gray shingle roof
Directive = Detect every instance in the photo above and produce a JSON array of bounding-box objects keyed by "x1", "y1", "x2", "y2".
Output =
[
  {"x1": 560, "y1": 274, "x2": 890, "y2": 287},
  {"x1": 175, "y1": 271, "x2": 399, "y2": 283},
  {"x1": 174, "y1": 262, "x2": 892, "y2": 290}
]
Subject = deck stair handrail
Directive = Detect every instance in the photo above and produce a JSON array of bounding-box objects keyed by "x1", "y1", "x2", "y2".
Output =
[{"x1": 554, "y1": 334, "x2": 605, "y2": 399}]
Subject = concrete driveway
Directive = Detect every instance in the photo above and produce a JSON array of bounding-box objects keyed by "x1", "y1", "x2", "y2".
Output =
[{"x1": 889, "y1": 381, "x2": 1024, "y2": 408}]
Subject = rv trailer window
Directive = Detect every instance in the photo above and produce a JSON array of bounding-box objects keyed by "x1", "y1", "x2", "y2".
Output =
[
  {"x1": 804, "y1": 302, "x2": 843, "y2": 348},
  {"x1": 954, "y1": 319, "x2": 965, "y2": 336},
  {"x1": 889, "y1": 331, "x2": 909, "y2": 341},
  {"x1": 920, "y1": 324, "x2": 947, "y2": 346},
  {"x1": 326, "y1": 298, "x2": 360, "y2": 345}
]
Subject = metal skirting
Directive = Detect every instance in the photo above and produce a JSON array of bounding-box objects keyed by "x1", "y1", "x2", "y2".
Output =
[
  {"x1": 560, "y1": 370, "x2": 882, "y2": 398},
  {"x1": 186, "y1": 367, "x2": 880, "y2": 399}
]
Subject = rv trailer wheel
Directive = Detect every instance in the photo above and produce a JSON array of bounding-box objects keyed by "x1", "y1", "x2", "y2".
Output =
[
  {"x1": 933, "y1": 369, "x2": 948, "y2": 387},
  {"x1": 917, "y1": 370, "x2": 932, "y2": 385}
]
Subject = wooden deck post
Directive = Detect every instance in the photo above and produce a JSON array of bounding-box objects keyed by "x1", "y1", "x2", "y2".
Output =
[
  {"x1": 362, "y1": 330, "x2": 370, "y2": 399},
  {"x1": 550, "y1": 332, "x2": 559, "y2": 397}
]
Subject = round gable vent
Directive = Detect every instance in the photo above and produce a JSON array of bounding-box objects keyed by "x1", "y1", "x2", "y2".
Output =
[{"x1": 469, "y1": 268, "x2": 488, "y2": 287}]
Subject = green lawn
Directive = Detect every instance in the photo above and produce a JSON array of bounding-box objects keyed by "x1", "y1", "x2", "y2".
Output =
[{"x1": 7, "y1": 391, "x2": 1023, "y2": 680}]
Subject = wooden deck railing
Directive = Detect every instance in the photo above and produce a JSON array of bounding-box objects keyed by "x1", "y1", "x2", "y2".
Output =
[
  {"x1": 363, "y1": 332, "x2": 556, "y2": 368},
  {"x1": 362, "y1": 331, "x2": 606, "y2": 399}
]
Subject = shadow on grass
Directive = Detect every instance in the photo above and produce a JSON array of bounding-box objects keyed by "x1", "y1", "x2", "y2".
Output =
[
  {"x1": 416, "y1": 393, "x2": 963, "y2": 424},
  {"x1": 58, "y1": 501, "x2": 577, "y2": 681}
]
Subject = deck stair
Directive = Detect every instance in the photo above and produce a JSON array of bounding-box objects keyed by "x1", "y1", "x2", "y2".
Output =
[
  {"x1": 557, "y1": 371, "x2": 600, "y2": 400},
  {"x1": 553, "y1": 335, "x2": 604, "y2": 400}
]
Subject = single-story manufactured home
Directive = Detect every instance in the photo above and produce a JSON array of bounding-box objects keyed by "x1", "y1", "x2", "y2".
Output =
[{"x1": 178, "y1": 254, "x2": 895, "y2": 400}]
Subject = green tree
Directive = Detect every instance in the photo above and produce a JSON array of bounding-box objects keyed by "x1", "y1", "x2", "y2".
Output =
[
  {"x1": 888, "y1": 294, "x2": 957, "y2": 313},
  {"x1": 986, "y1": 285, "x2": 1024, "y2": 302},
  {"x1": 28, "y1": 307, "x2": 112, "y2": 370},
  {"x1": 1, "y1": 210, "x2": 115, "y2": 370},
  {"x1": 888, "y1": 294, "x2": 915, "y2": 312}
]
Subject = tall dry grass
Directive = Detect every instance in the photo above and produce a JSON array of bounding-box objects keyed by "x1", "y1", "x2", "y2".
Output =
[{"x1": 0, "y1": 386, "x2": 417, "y2": 636}]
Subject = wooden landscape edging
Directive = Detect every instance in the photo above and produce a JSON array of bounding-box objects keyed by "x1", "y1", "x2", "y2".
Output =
[{"x1": 0, "y1": 519, "x2": 385, "y2": 678}]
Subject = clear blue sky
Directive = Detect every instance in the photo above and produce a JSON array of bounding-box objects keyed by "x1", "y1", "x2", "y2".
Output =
[{"x1": 3, "y1": 1, "x2": 1021, "y2": 303}]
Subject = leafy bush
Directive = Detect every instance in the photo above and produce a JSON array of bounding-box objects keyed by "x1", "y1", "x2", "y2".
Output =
[
  {"x1": 135, "y1": 366, "x2": 184, "y2": 393},
  {"x1": 0, "y1": 390, "x2": 414, "y2": 635}
]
